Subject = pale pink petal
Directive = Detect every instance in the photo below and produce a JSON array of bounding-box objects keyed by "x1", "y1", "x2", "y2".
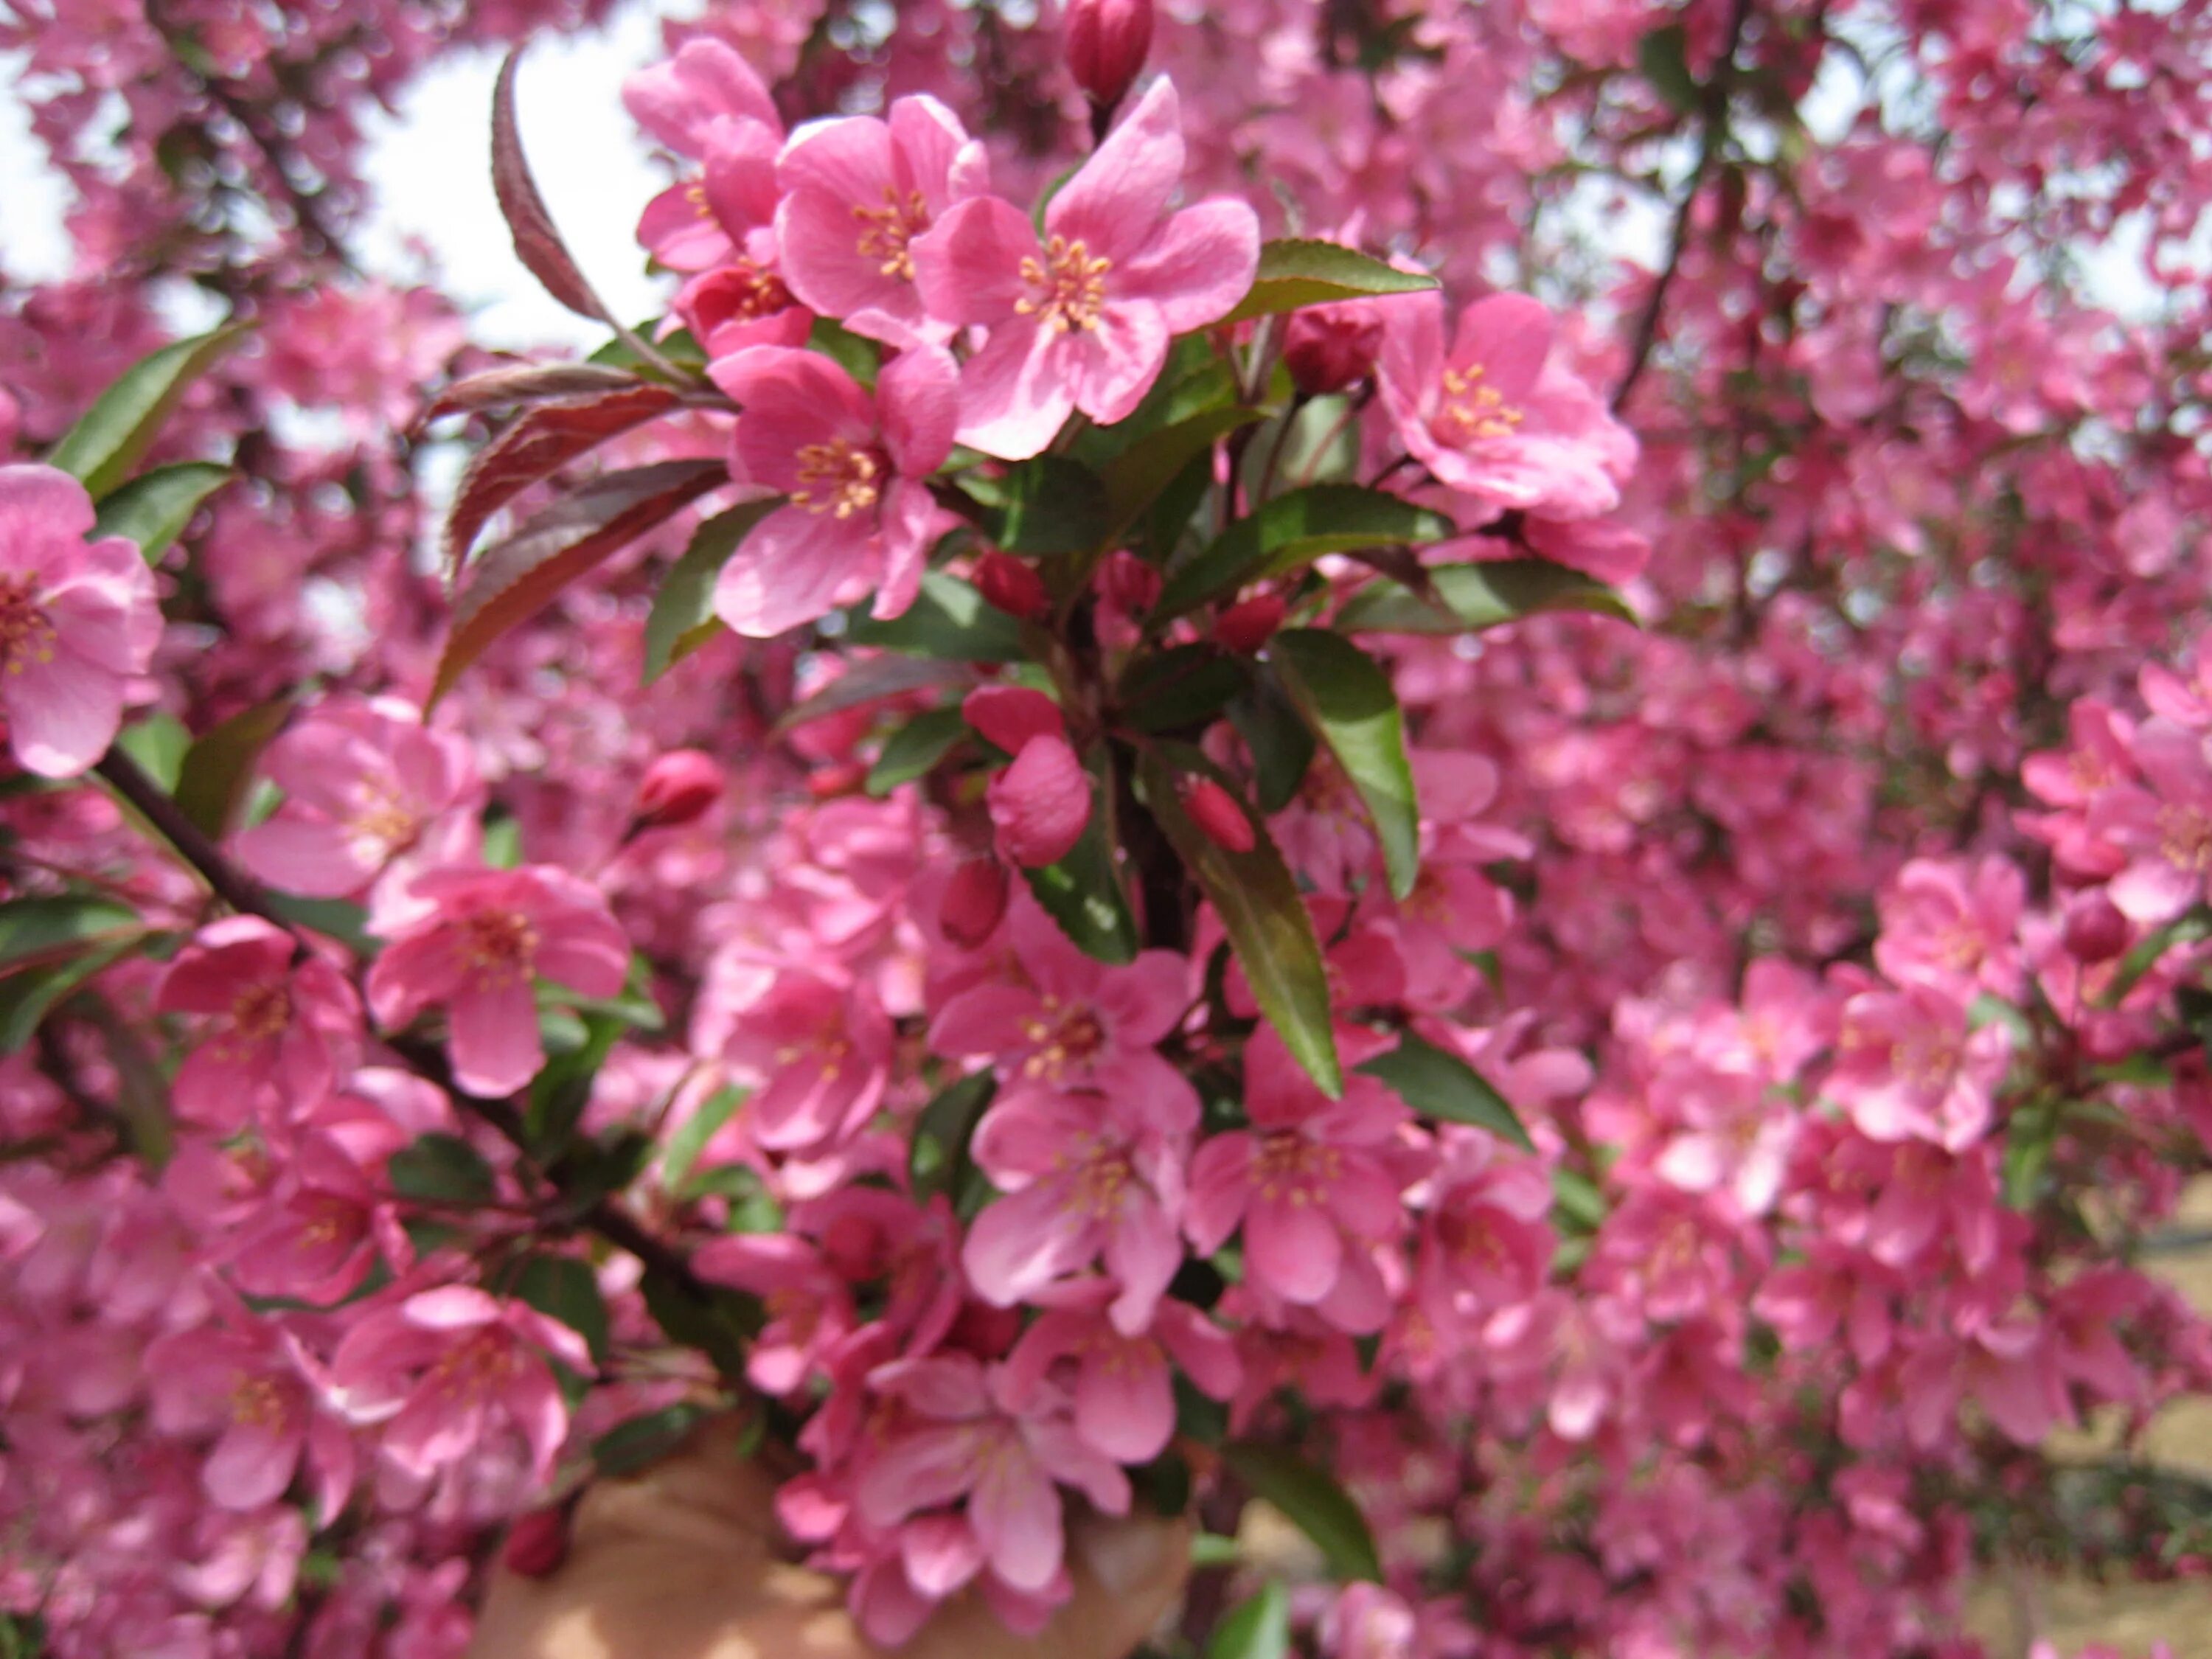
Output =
[
  {"x1": 446, "y1": 976, "x2": 543, "y2": 1096},
  {"x1": 3, "y1": 641, "x2": 125, "y2": 777},
  {"x1": 1114, "y1": 199, "x2": 1262, "y2": 333},
  {"x1": 1183, "y1": 1133, "x2": 1254, "y2": 1253},
  {"x1": 961, "y1": 1181, "x2": 1099, "y2": 1305},
  {"x1": 1246, "y1": 1194, "x2": 1343, "y2": 1304},
  {"x1": 910, "y1": 195, "x2": 1037, "y2": 327},
  {"x1": 1073, "y1": 1344, "x2": 1175, "y2": 1462},
  {"x1": 622, "y1": 40, "x2": 779, "y2": 154},
  {"x1": 1068, "y1": 301, "x2": 1172, "y2": 427},
  {"x1": 204, "y1": 1416, "x2": 302, "y2": 1511},
  {"x1": 1102, "y1": 1192, "x2": 1182, "y2": 1336},
  {"x1": 234, "y1": 817, "x2": 380, "y2": 897},
  {"x1": 712, "y1": 504, "x2": 872, "y2": 639},
  {"x1": 970, "y1": 1443, "x2": 1062, "y2": 1591},
  {"x1": 1450, "y1": 293, "x2": 1553, "y2": 401},
  {"x1": 1045, "y1": 79, "x2": 1183, "y2": 265},
  {"x1": 0, "y1": 462, "x2": 97, "y2": 560},
  {"x1": 900, "y1": 1512, "x2": 986, "y2": 1599},
  {"x1": 878, "y1": 343, "x2": 961, "y2": 476},
  {"x1": 858, "y1": 1423, "x2": 984, "y2": 1526}
]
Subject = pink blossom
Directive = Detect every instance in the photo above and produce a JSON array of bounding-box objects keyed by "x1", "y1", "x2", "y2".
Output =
[
  {"x1": 1829, "y1": 979, "x2": 2011, "y2": 1152},
  {"x1": 776, "y1": 96, "x2": 991, "y2": 340},
  {"x1": 709, "y1": 341, "x2": 959, "y2": 637},
  {"x1": 622, "y1": 39, "x2": 785, "y2": 273},
  {"x1": 328, "y1": 1285, "x2": 591, "y2": 1484},
  {"x1": 2087, "y1": 718, "x2": 2212, "y2": 923},
  {"x1": 910, "y1": 79, "x2": 1259, "y2": 459},
  {"x1": 0, "y1": 463, "x2": 161, "y2": 777},
  {"x1": 154, "y1": 917, "x2": 361, "y2": 1128},
  {"x1": 1874, "y1": 856, "x2": 2025, "y2": 998},
  {"x1": 234, "y1": 698, "x2": 481, "y2": 902},
  {"x1": 1186, "y1": 1026, "x2": 1409, "y2": 1318},
  {"x1": 716, "y1": 964, "x2": 893, "y2": 1152},
  {"x1": 928, "y1": 894, "x2": 1191, "y2": 1105},
  {"x1": 691, "y1": 1231, "x2": 857, "y2": 1395},
  {"x1": 1378, "y1": 292, "x2": 1637, "y2": 521},
  {"x1": 145, "y1": 1310, "x2": 352, "y2": 1517},
  {"x1": 857, "y1": 1352, "x2": 1130, "y2": 1595},
  {"x1": 1001, "y1": 1285, "x2": 1239, "y2": 1462},
  {"x1": 970, "y1": 684, "x2": 1093, "y2": 868},
  {"x1": 959, "y1": 1083, "x2": 1192, "y2": 1334},
  {"x1": 366, "y1": 865, "x2": 630, "y2": 1096}
]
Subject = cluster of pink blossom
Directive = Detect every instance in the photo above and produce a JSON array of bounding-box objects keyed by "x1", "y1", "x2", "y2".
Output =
[{"x1": 4, "y1": 1, "x2": 2212, "y2": 1657}]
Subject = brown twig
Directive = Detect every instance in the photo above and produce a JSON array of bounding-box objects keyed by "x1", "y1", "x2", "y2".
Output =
[
  {"x1": 1611, "y1": 0, "x2": 1757, "y2": 414},
  {"x1": 93, "y1": 745, "x2": 295, "y2": 931}
]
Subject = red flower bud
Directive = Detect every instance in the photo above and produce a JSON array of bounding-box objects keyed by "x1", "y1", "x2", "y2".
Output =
[
  {"x1": 2062, "y1": 891, "x2": 2129, "y2": 964},
  {"x1": 988, "y1": 734, "x2": 1093, "y2": 867},
  {"x1": 1065, "y1": 0, "x2": 1154, "y2": 113},
  {"x1": 973, "y1": 551, "x2": 1051, "y2": 622},
  {"x1": 940, "y1": 856, "x2": 1012, "y2": 948},
  {"x1": 1214, "y1": 594, "x2": 1286, "y2": 654},
  {"x1": 633, "y1": 749, "x2": 723, "y2": 830},
  {"x1": 503, "y1": 1506, "x2": 571, "y2": 1579},
  {"x1": 1284, "y1": 300, "x2": 1386, "y2": 396},
  {"x1": 1179, "y1": 775, "x2": 1256, "y2": 853},
  {"x1": 807, "y1": 760, "x2": 868, "y2": 799},
  {"x1": 1099, "y1": 549, "x2": 1162, "y2": 614}
]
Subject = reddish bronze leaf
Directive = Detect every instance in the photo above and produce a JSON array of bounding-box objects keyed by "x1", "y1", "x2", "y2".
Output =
[
  {"x1": 423, "y1": 363, "x2": 647, "y2": 423},
  {"x1": 429, "y1": 459, "x2": 725, "y2": 708},
  {"x1": 493, "y1": 47, "x2": 608, "y2": 323},
  {"x1": 442, "y1": 384, "x2": 681, "y2": 577}
]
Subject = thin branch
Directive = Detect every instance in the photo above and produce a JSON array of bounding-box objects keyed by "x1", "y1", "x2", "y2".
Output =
[
  {"x1": 93, "y1": 745, "x2": 295, "y2": 931},
  {"x1": 1611, "y1": 0, "x2": 1758, "y2": 414}
]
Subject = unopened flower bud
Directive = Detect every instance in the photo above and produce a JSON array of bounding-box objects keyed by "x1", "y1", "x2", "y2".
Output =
[
  {"x1": 1214, "y1": 593, "x2": 1286, "y2": 654},
  {"x1": 940, "y1": 856, "x2": 1012, "y2": 948},
  {"x1": 503, "y1": 1506, "x2": 571, "y2": 1579},
  {"x1": 1099, "y1": 549, "x2": 1162, "y2": 614},
  {"x1": 1065, "y1": 0, "x2": 1154, "y2": 115},
  {"x1": 962, "y1": 684, "x2": 1065, "y2": 755},
  {"x1": 974, "y1": 551, "x2": 1051, "y2": 622},
  {"x1": 634, "y1": 749, "x2": 723, "y2": 830},
  {"x1": 988, "y1": 734, "x2": 1092, "y2": 867},
  {"x1": 1284, "y1": 300, "x2": 1385, "y2": 396},
  {"x1": 2062, "y1": 891, "x2": 2129, "y2": 964},
  {"x1": 1179, "y1": 775, "x2": 1255, "y2": 853}
]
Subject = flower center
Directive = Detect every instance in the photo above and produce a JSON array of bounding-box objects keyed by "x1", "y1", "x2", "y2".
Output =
[
  {"x1": 0, "y1": 574, "x2": 57, "y2": 675},
  {"x1": 2156, "y1": 802, "x2": 2212, "y2": 872},
  {"x1": 462, "y1": 908, "x2": 538, "y2": 989},
  {"x1": 231, "y1": 1372, "x2": 288, "y2": 1427},
  {"x1": 1022, "y1": 999, "x2": 1107, "y2": 1079},
  {"x1": 1253, "y1": 1132, "x2": 1343, "y2": 1206},
  {"x1": 1066, "y1": 1141, "x2": 1134, "y2": 1220},
  {"x1": 229, "y1": 981, "x2": 294, "y2": 1046},
  {"x1": 852, "y1": 187, "x2": 931, "y2": 281},
  {"x1": 791, "y1": 439, "x2": 883, "y2": 520},
  {"x1": 697, "y1": 261, "x2": 795, "y2": 330},
  {"x1": 1016, "y1": 235, "x2": 1113, "y2": 333},
  {"x1": 429, "y1": 1331, "x2": 521, "y2": 1402},
  {"x1": 348, "y1": 781, "x2": 419, "y2": 852},
  {"x1": 1439, "y1": 362, "x2": 1526, "y2": 443}
]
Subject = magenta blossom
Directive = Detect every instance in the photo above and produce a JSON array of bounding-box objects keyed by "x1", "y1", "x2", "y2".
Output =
[
  {"x1": 0, "y1": 462, "x2": 161, "y2": 777},
  {"x1": 691, "y1": 1231, "x2": 858, "y2": 1396},
  {"x1": 716, "y1": 964, "x2": 893, "y2": 1154},
  {"x1": 2087, "y1": 717, "x2": 2212, "y2": 923},
  {"x1": 960, "y1": 1082, "x2": 1192, "y2": 1335},
  {"x1": 234, "y1": 697, "x2": 481, "y2": 902},
  {"x1": 1000, "y1": 1284, "x2": 1240, "y2": 1463},
  {"x1": 622, "y1": 38, "x2": 785, "y2": 273},
  {"x1": 928, "y1": 891, "x2": 1191, "y2": 1106},
  {"x1": 776, "y1": 95, "x2": 991, "y2": 340},
  {"x1": 154, "y1": 917, "x2": 361, "y2": 1129},
  {"x1": 366, "y1": 865, "x2": 630, "y2": 1096},
  {"x1": 857, "y1": 1352, "x2": 1130, "y2": 1595},
  {"x1": 1378, "y1": 291, "x2": 1637, "y2": 521},
  {"x1": 146, "y1": 1309, "x2": 353, "y2": 1517},
  {"x1": 709, "y1": 341, "x2": 959, "y2": 637},
  {"x1": 909, "y1": 78, "x2": 1259, "y2": 459},
  {"x1": 1186, "y1": 1025, "x2": 1411, "y2": 1319},
  {"x1": 965, "y1": 685, "x2": 1093, "y2": 869},
  {"x1": 328, "y1": 1285, "x2": 591, "y2": 1484},
  {"x1": 1829, "y1": 979, "x2": 2011, "y2": 1152}
]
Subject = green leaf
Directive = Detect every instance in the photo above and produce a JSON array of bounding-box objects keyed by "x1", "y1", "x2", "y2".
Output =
[
  {"x1": 116, "y1": 712, "x2": 192, "y2": 792},
  {"x1": 388, "y1": 1133, "x2": 498, "y2": 1204},
  {"x1": 962, "y1": 455, "x2": 1110, "y2": 555},
  {"x1": 1220, "y1": 1441, "x2": 1381, "y2": 1582},
  {"x1": 1552, "y1": 1167, "x2": 1608, "y2": 1233},
  {"x1": 869, "y1": 705, "x2": 970, "y2": 796},
  {"x1": 1357, "y1": 1031, "x2": 1534, "y2": 1152},
  {"x1": 174, "y1": 697, "x2": 293, "y2": 839},
  {"x1": 0, "y1": 939, "x2": 134, "y2": 1052},
  {"x1": 842, "y1": 572, "x2": 1025, "y2": 662},
  {"x1": 2103, "y1": 903, "x2": 2212, "y2": 1004},
  {"x1": 1206, "y1": 1582, "x2": 1291, "y2": 1659},
  {"x1": 641, "y1": 499, "x2": 785, "y2": 684},
  {"x1": 267, "y1": 894, "x2": 374, "y2": 956},
  {"x1": 1116, "y1": 645, "x2": 1250, "y2": 735},
  {"x1": 1336, "y1": 559, "x2": 1633, "y2": 635},
  {"x1": 524, "y1": 1008, "x2": 626, "y2": 1157},
  {"x1": 1022, "y1": 759, "x2": 1139, "y2": 965},
  {"x1": 662, "y1": 1085, "x2": 745, "y2": 1192},
  {"x1": 0, "y1": 896, "x2": 142, "y2": 973},
  {"x1": 90, "y1": 461, "x2": 233, "y2": 562},
  {"x1": 910, "y1": 1070, "x2": 997, "y2": 1209},
  {"x1": 591, "y1": 1402, "x2": 712, "y2": 1477},
  {"x1": 1156, "y1": 485, "x2": 1456, "y2": 622},
  {"x1": 1228, "y1": 673, "x2": 1318, "y2": 815},
  {"x1": 1069, "y1": 336, "x2": 1231, "y2": 470},
  {"x1": 776, "y1": 656, "x2": 967, "y2": 734},
  {"x1": 1270, "y1": 630, "x2": 1420, "y2": 900},
  {"x1": 514, "y1": 1253, "x2": 611, "y2": 1363},
  {"x1": 46, "y1": 324, "x2": 250, "y2": 499},
  {"x1": 1220, "y1": 240, "x2": 1439, "y2": 327},
  {"x1": 1638, "y1": 24, "x2": 1701, "y2": 116},
  {"x1": 809, "y1": 316, "x2": 880, "y2": 389},
  {"x1": 1100, "y1": 406, "x2": 1265, "y2": 539},
  {"x1": 1137, "y1": 748, "x2": 1339, "y2": 1095},
  {"x1": 639, "y1": 1267, "x2": 760, "y2": 1381}
]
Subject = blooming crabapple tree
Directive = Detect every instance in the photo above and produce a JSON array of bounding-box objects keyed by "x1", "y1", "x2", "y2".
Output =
[{"x1": 3, "y1": 0, "x2": 2212, "y2": 1657}]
